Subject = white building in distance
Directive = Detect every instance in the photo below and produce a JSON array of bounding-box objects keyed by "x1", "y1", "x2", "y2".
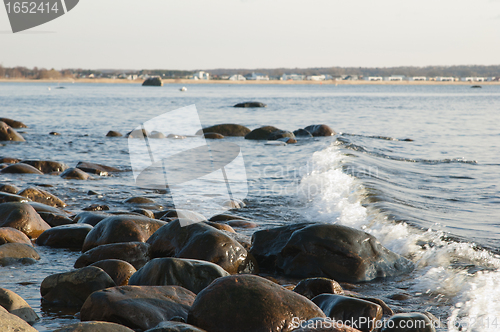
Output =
[
  {"x1": 246, "y1": 73, "x2": 269, "y2": 80},
  {"x1": 192, "y1": 71, "x2": 210, "y2": 80},
  {"x1": 228, "y1": 74, "x2": 246, "y2": 81},
  {"x1": 282, "y1": 74, "x2": 306, "y2": 81},
  {"x1": 364, "y1": 76, "x2": 383, "y2": 81}
]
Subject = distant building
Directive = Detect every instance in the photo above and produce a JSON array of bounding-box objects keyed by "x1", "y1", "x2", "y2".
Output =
[
  {"x1": 192, "y1": 71, "x2": 210, "y2": 80},
  {"x1": 409, "y1": 76, "x2": 427, "y2": 81},
  {"x1": 342, "y1": 75, "x2": 358, "y2": 80},
  {"x1": 364, "y1": 76, "x2": 383, "y2": 81},
  {"x1": 307, "y1": 75, "x2": 326, "y2": 81},
  {"x1": 228, "y1": 74, "x2": 246, "y2": 81},
  {"x1": 282, "y1": 74, "x2": 305, "y2": 81},
  {"x1": 246, "y1": 72, "x2": 269, "y2": 80},
  {"x1": 384, "y1": 75, "x2": 405, "y2": 81},
  {"x1": 435, "y1": 77, "x2": 455, "y2": 82},
  {"x1": 127, "y1": 75, "x2": 138, "y2": 80}
]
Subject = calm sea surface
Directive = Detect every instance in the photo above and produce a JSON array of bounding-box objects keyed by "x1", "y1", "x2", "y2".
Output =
[{"x1": 0, "y1": 82, "x2": 499, "y2": 331}]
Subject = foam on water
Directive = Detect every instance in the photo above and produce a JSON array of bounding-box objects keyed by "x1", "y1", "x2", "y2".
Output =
[{"x1": 294, "y1": 143, "x2": 500, "y2": 332}]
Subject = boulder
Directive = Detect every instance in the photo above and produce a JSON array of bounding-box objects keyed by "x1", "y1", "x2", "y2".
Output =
[
  {"x1": 28, "y1": 201, "x2": 67, "y2": 215},
  {"x1": 0, "y1": 163, "x2": 42, "y2": 174},
  {"x1": 106, "y1": 131, "x2": 123, "y2": 137},
  {"x1": 0, "y1": 184, "x2": 20, "y2": 194},
  {"x1": 40, "y1": 266, "x2": 116, "y2": 308},
  {"x1": 75, "y1": 242, "x2": 150, "y2": 269},
  {"x1": 76, "y1": 161, "x2": 121, "y2": 174},
  {"x1": 0, "y1": 157, "x2": 20, "y2": 164},
  {"x1": 0, "y1": 202, "x2": 51, "y2": 238},
  {"x1": 268, "y1": 129, "x2": 295, "y2": 140},
  {"x1": 145, "y1": 321, "x2": 207, "y2": 332},
  {"x1": 124, "y1": 196, "x2": 155, "y2": 204},
  {"x1": 0, "y1": 227, "x2": 33, "y2": 246},
  {"x1": 233, "y1": 102, "x2": 267, "y2": 108},
  {"x1": 127, "y1": 128, "x2": 149, "y2": 138},
  {"x1": 293, "y1": 278, "x2": 344, "y2": 300},
  {"x1": 203, "y1": 132, "x2": 224, "y2": 139},
  {"x1": 17, "y1": 187, "x2": 66, "y2": 207},
  {"x1": 0, "y1": 306, "x2": 37, "y2": 332},
  {"x1": 0, "y1": 121, "x2": 25, "y2": 141},
  {"x1": 0, "y1": 118, "x2": 27, "y2": 128},
  {"x1": 244, "y1": 126, "x2": 279, "y2": 140},
  {"x1": 82, "y1": 215, "x2": 166, "y2": 252},
  {"x1": 303, "y1": 125, "x2": 336, "y2": 137},
  {"x1": 195, "y1": 124, "x2": 251, "y2": 137},
  {"x1": 187, "y1": 275, "x2": 325, "y2": 332},
  {"x1": 19, "y1": 160, "x2": 69, "y2": 174},
  {"x1": 381, "y1": 313, "x2": 435, "y2": 332},
  {"x1": 143, "y1": 77, "x2": 163, "y2": 86},
  {"x1": 80, "y1": 286, "x2": 195, "y2": 331},
  {"x1": 0, "y1": 243, "x2": 40, "y2": 266},
  {"x1": 147, "y1": 219, "x2": 256, "y2": 274},
  {"x1": 0, "y1": 192, "x2": 31, "y2": 204},
  {"x1": 89, "y1": 259, "x2": 137, "y2": 286},
  {"x1": 0, "y1": 288, "x2": 39, "y2": 324},
  {"x1": 132, "y1": 208, "x2": 155, "y2": 218},
  {"x1": 129, "y1": 257, "x2": 229, "y2": 294},
  {"x1": 293, "y1": 129, "x2": 313, "y2": 137},
  {"x1": 60, "y1": 168, "x2": 92, "y2": 180},
  {"x1": 205, "y1": 221, "x2": 235, "y2": 233},
  {"x1": 53, "y1": 321, "x2": 135, "y2": 332},
  {"x1": 225, "y1": 220, "x2": 257, "y2": 229},
  {"x1": 312, "y1": 294, "x2": 382, "y2": 332},
  {"x1": 38, "y1": 211, "x2": 74, "y2": 227},
  {"x1": 150, "y1": 131, "x2": 166, "y2": 139},
  {"x1": 251, "y1": 223, "x2": 413, "y2": 282},
  {"x1": 74, "y1": 211, "x2": 113, "y2": 226},
  {"x1": 209, "y1": 214, "x2": 248, "y2": 222},
  {"x1": 36, "y1": 224, "x2": 93, "y2": 250}
]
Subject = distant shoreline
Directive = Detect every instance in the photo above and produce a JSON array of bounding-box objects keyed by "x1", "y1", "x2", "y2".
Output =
[{"x1": 1, "y1": 78, "x2": 499, "y2": 85}]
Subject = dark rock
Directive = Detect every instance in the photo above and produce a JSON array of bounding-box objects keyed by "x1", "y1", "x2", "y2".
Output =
[
  {"x1": 303, "y1": 125, "x2": 336, "y2": 137},
  {"x1": 87, "y1": 190, "x2": 101, "y2": 195},
  {"x1": 268, "y1": 129, "x2": 295, "y2": 140},
  {"x1": 0, "y1": 157, "x2": 20, "y2": 164},
  {"x1": 145, "y1": 321, "x2": 206, "y2": 332},
  {"x1": 0, "y1": 184, "x2": 20, "y2": 194},
  {"x1": 60, "y1": 168, "x2": 92, "y2": 180},
  {"x1": 187, "y1": 274, "x2": 325, "y2": 332},
  {"x1": 205, "y1": 221, "x2": 235, "y2": 233},
  {"x1": 0, "y1": 192, "x2": 31, "y2": 204},
  {"x1": 233, "y1": 102, "x2": 267, "y2": 108},
  {"x1": 293, "y1": 278, "x2": 344, "y2": 300},
  {"x1": 129, "y1": 257, "x2": 229, "y2": 294},
  {"x1": 277, "y1": 137, "x2": 298, "y2": 144},
  {"x1": 0, "y1": 163, "x2": 42, "y2": 174},
  {"x1": 0, "y1": 118, "x2": 27, "y2": 129},
  {"x1": 312, "y1": 294, "x2": 382, "y2": 332},
  {"x1": 358, "y1": 297, "x2": 393, "y2": 316},
  {"x1": 225, "y1": 220, "x2": 257, "y2": 229},
  {"x1": 244, "y1": 126, "x2": 280, "y2": 140},
  {"x1": 49, "y1": 132, "x2": 61, "y2": 136},
  {"x1": 28, "y1": 201, "x2": 67, "y2": 215},
  {"x1": 17, "y1": 187, "x2": 66, "y2": 207},
  {"x1": 0, "y1": 306, "x2": 37, "y2": 332},
  {"x1": 0, "y1": 121, "x2": 25, "y2": 142},
  {"x1": 381, "y1": 312, "x2": 435, "y2": 332},
  {"x1": 82, "y1": 215, "x2": 166, "y2": 252},
  {"x1": 38, "y1": 212, "x2": 74, "y2": 227},
  {"x1": 74, "y1": 211, "x2": 112, "y2": 226},
  {"x1": 124, "y1": 196, "x2": 155, "y2": 204},
  {"x1": 80, "y1": 286, "x2": 195, "y2": 331},
  {"x1": 36, "y1": 224, "x2": 93, "y2": 250},
  {"x1": 0, "y1": 227, "x2": 32, "y2": 246},
  {"x1": 89, "y1": 259, "x2": 137, "y2": 286},
  {"x1": 147, "y1": 219, "x2": 256, "y2": 274},
  {"x1": 76, "y1": 161, "x2": 120, "y2": 174},
  {"x1": 195, "y1": 124, "x2": 251, "y2": 137},
  {"x1": 106, "y1": 131, "x2": 123, "y2": 137},
  {"x1": 0, "y1": 243, "x2": 40, "y2": 266},
  {"x1": 293, "y1": 129, "x2": 314, "y2": 137},
  {"x1": 143, "y1": 77, "x2": 163, "y2": 86},
  {"x1": 40, "y1": 266, "x2": 116, "y2": 308},
  {"x1": 209, "y1": 214, "x2": 248, "y2": 222},
  {"x1": 132, "y1": 208, "x2": 155, "y2": 218},
  {"x1": 53, "y1": 321, "x2": 135, "y2": 332},
  {"x1": 20, "y1": 160, "x2": 69, "y2": 174},
  {"x1": 202, "y1": 132, "x2": 224, "y2": 139},
  {"x1": 0, "y1": 287, "x2": 39, "y2": 324},
  {"x1": 0, "y1": 202, "x2": 51, "y2": 238},
  {"x1": 75, "y1": 242, "x2": 150, "y2": 269},
  {"x1": 82, "y1": 204, "x2": 110, "y2": 211}
]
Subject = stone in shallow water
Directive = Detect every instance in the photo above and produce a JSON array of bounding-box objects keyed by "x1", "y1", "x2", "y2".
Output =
[
  {"x1": 0, "y1": 121, "x2": 25, "y2": 142},
  {"x1": 293, "y1": 278, "x2": 344, "y2": 300},
  {"x1": 0, "y1": 184, "x2": 20, "y2": 194},
  {"x1": 17, "y1": 186, "x2": 66, "y2": 207},
  {"x1": 75, "y1": 242, "x2": 151, "y2": 269},
  {"x1": 89, "y1": 259, "x2": 137, "y2": 286},
  {"x1": 0, "y1": 243, "x2": 40, "y2": 266},
  {"x1": 36, "y1": 224, "x2": 93, "y2": 250},
  {"x1": 19, "y1": 160, "x2": 69, "y2": 174},
  {"x1": 74, "y1": 211, "x2": 113, "y2": 226},
  {"x1": 0, "y1": 306, "x2": 37, "y2": 332},
  {"x1": 76, "y1": 161, "x2": 121, "y2": 174},
  {"x1": 0, "y1": 202, "x2": 51, "y2": 239},
  {"x1": 0, "y1": 163, "x2": 42, "y2": 174},
  {"x1": 381, "y1": 313, "x2": 436, "y2": 332},
  {"x1": 60, "y1": 168, "x2": 92, "y2": 180},
  {"x1": 0, "y1": 287, "x2": 39, "y2": 324},
  {"x1": 0, "y1": 192, "x2": 31, "y2": 204},
  {"x1": 303, "y1": 124, "x2": 336, "y2": 137},
  {"x1": 0, "y1": 227, "x2": 32, "y2": 246},
  {"x1": 195, "y1": 123, "x2": 251, "y2": 136},
  {"x1": 233, "y1": 101, "x2": 267, "y2": 108},
  {"x1": 106, "y1": 130, "x2": 123, "y2": 137},
  {"x1": 0, "y1": 118, "x2": 27, "y2": 128},
  {"x1": 53, "y1": 321, "x2": 135, "y2": 332}
]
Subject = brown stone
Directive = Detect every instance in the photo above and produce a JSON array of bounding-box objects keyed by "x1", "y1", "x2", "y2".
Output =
[
  {"x1": 0, "y1": 121, "x2": 25, "y2": 141},
  {"x1": 75, "y1": 242, "x2": 150, "y2": 269},
  {"x1": 0, "y1": 306, "x2": 37, "y2": 332},
  {"x1": 0, "y1": 184, "x2": 20, "y2": 194},
  {"x1": 0, "y1": 202, "x2": 51, "y2": 238},
  {"x1": 0, "y1": 192, "x2": 31, "y2": 204},
  {"x1": 74, "y1": 211, "x2": 112, "y2": 226},
  {"x1": 76, "y1": 161, "x2": 121, "y2": 173},
  {"x1": 36, "y1": 224, "x2": 93, "y2": 250},
  {"x1": 203, "y1": 132, "x2": 224, "y2": 139},
  {"x1": 19, "y1": 160, "x2": 69, "y2": 174},
  {"x1": 0, "y1": 243, "x2": 40, "y2": 266},
  {"x1": 60, "y1": 168, "x2": 92, "y2": 180},
  {"x1": 293, "y1": 278, "x2": 344, "y2": 299},
  {"x1": 53, "y1": 321, "x2": 135, "y2": 332},
  {"x1": 0, "y1": 227, "x2": 32, "y2": 246},
  {"x1": 303, "y1": 124, "x2": 336, "y2": 137},
  {"x1": 205, "y1": 221, "x2": 235, "y2": 233},
  {"x1": 0, "y1": 118, "x2": 27, "y2": 129},
  {"x1": 17, "y1": 187, "x2": 66, "y2": 207},
  {"x1": 0, "y1": 163, "x2": 42, "y2": 174},
  {"x1": 0, "y1": 287, "x2": 39, "y2": 324},
  {"x1": 89, "y1": 259, "x2": 137, "y2": 286},
  {"x1": 195, "y1": 124, "x2": 251, "y2": 137},
  {"x1": 106, "y1": 131, "x2": 123, "y2": 137}
]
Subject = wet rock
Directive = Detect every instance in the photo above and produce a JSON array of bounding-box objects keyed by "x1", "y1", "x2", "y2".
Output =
[
  {"x1": 195, "y1": 124, "x2": 251, "y2": 137},
  {"x1": 312, "y1": 294, "x2": 382, "y2": 332},
  {"x1": 40, "y1": 266, "x2": 116, "y2": 308},
  {"x1": 293, "y1": 278, "x2": 344, "y2": 300},
  {"x1": 209, "y1": 214, "x2": 248, "y2": 222},
  {"x1": 49, "y1": 131, "x2": 61, "y2": 136},
  {"x1": 159, "y1": 210, "x2": 206, "y2": 222},
  {"x1": 36, "y1": 224, "x2": 93, "y2": 250},
  {"x1": 0, "y1": 288, "x2": 39, "y2": 324},
  {"x1": 0, "y1": 184, "x2": 20, "y2": 194},
  {"x1": 106, "y1": 130, "x2": 123, "y2": 137},
  {"x1": 0, "y1": 157, "x2": 20, "y2": 164},
  {"x1": 0, "y1": 227, "x2": 32, "y2": 246},
  {"x1": 129, "y1": 257, "x2": 230, "y2": 294},
  {"x1": 60, "y1": 168, "x2": 92, "y2": 180},
  {"x1": 225, "y1": 220, "x2": 257, "y2": 229},
  {"x1": 143, "y1": 77, "x2": 163, "y2": 86},
  {"x1": 28, "y1": 201, "x2": 66, "y2": 215},
  {"x1": 251, "y1": 223, "x2": 414, "y2": 282},
  {"x1": 38, "y1": 212, "x2": 74, "y2": 227},
  {"x1": 145, "y1": 321, "x2": 207, "y2": 332},
  {"x1": 0, "y1": 243, "x2": 40, "y2": 266},
  {"x1": 74, "y1": 211, "x2": 112, "y2": 226},
  {"x1": 381, "y1": 312, "x2": 435, "y2": 332},
  {"x1": 303, "y1": 125, "x2": 336, "y2": 137},
  {"x1": 53, "y1": 321, "x2": 135, "y2": 332},
  {"x1": 124, "y1": 196, "x2": 156, "y2": 204},
  {"x1": 202, "y1": 132, "x2": 224, "y2": 139},
  {"x1": 0, "y1": 192, "x2": 31, "y2": 203},
  {"x1": 76, "y1": 161, "x2": 121, "y2": 174},
  {"x1": 89, "y1": 259, "x2": 137, "y2": 286},
  {"x1": 0, "y1": 202, "x2": 51, "y2": 238},
  {"x1": 245, "y1": 125, "x2": 289, "y2": 140},
  {"x1": 87, "y1": 190, "x2": 101, "y2": 195},
  {"x1": 278, "y1": 137, "x2": 298, "y2": 144},
  {"x1": 293, "y1": 129, "x2": 314, "y2": 137},
  {"x1": 82, "y1": 215, "x2": 166, "y2": 252},
  {"x1": 82, "y1": 204, "x2": 110, "y2": 211},
  {"x1": 75, "y1": 242, "x2": 150, "y2": 269},
  {"x1": 132, "y1": 208, "x2": 155, "y2": 218},
  {"x1": 0, "y1": 121, "x2": 25, "y2": 141},
  {"x1": 234, "y1": 101, "x2": 267, "y2": 108},
  {"x1": 187, "y1": 274, "x2": 325, "y2": 332},
  {"x1": 222, "y1": 199, "x2": 245, "y2": 209},
  {"x1": 127, "y1": 128, "x2": 149, "y2": 138},
  {"x1": 19, "y1": 160, "x2": 69, "y2": 174},
  {"x1": 0, "y1": 306, "x2": 37, "y2": 332},
  {"x1": 205, "y1": 221, "x2": 235, "y2": 233},
  {"x1": 147, "y1": 219, "x2": 256, "y2": 274},
  {"x1": 268, "y1": 129, "x2": 295, "y2": 140},
  {"x1": 17, "y1": 187, "x2": 66, "y2": 207},
  {"x1": 0, "y1": 118, "x2": 27, "y2": 129},
  {"x1": 358, "y1": 297, "x2": 393, "y2": 316},
  {"x1": 80, "y1": 285, "x2": 195, "y2": 331},
  {"x1": 0, "y1": 163, "x2": 43, "y2": 174},
  {"x1": 150, "y1": 131, "x2": 166, "y2": 139}
]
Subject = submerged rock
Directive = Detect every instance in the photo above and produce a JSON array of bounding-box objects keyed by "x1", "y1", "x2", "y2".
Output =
[
  {"x1": 142, "y1": 77, "x2": 163, "y2": 86},
  {"x1": 0, "y1": 163, "x2": 43, "y2": 174},
  {"x1": 0, "y1": 118, "x2": 27, "y2": 129},
  {"x1": 75, "y1": 242, "x2": 150, "y2": 269},
  {"x1": 17, "y1": 187, "x2": 66, "y2": 207},
  {"x1": 187, "y1": 275, "x2": 325, "y2": 332},
  {"x1": 149, "y1": 131, "x2": 166, "y2": 139},
  {"x1": 89, "y1": 259, "x2": 137, "y2": 286},
  {"x1": 303, "y1": 124, "x2": 336, "y2": 137},
  {"x1": 293, "y1": 128, "x2": 314, "y2": 137},
  {"x1": 233, "y1": 102, "x2": 267, "y2": 108},
  {"x1": 80, "y1": 286, "x2": 195, "y2": 331},
  {"x1": 0, "y1": 202, "x2": 51, "y2": 238},
  {"x1": 0, "y1": 243, "x2": 40, "y2": 266},
  {"x1": 195, "y1": 124, "x2": 251, "y2": 137},
  {"x1": 0, "y1": 121, "x2": 25, "y2": 142},
  {"x1": 36, "y1": 224, "x2": 93, "y2": 250},
  {"x1": 60, "y1": 168, "x2": 92, "y2": 180},
  {"x1": 0, "y1": 287, "x2": 39, "y2": 324},
  {"x1": 19, "y1": 160, "x2": 69, "y2": 174},
  {"x1": 53, "y1": 321, "x2": 135, "y2": 332}
]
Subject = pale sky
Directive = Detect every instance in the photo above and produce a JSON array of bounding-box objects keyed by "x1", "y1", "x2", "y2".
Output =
[{"x1": 1, "y1": 0, "x2": 500, "y2": 70}]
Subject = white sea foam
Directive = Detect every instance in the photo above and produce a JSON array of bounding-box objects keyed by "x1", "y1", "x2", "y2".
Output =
[{"x1": 294, "y1": 143, "x2": 500, "y2": 332}]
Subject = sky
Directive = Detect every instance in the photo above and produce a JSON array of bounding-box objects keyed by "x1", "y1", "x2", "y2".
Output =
[{"x1": 1, "y1": 0, "x2": 500, "y2": 70}]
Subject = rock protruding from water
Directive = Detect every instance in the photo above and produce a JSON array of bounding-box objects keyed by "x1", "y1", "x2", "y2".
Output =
[
  {"x1": 17, "y1": 187, "x2": 66, "y2": 207},
  {"x1": 80, "y1": 285, "x2": 196, "y2": 331},
  {"x1": 0, "y1": 306, "x2": 37, "y2": 332},
  {"x1": 106, "y1": 130, "x2": 123, "y2": 137},
  {"x1": 187, "y1": 274, "x2": 325, "y2": 332},
  {"x1": 203, "y1": 132, "x2": 224, "y2": 139},
  {"x1": 142, "y1": 77, "x2": 163, "y2": 86},
  {"x1": 0, "y1": 288, "x2": 39, "y2": 324},
  {"x1": 75, "y1": 242, "x2": 151, "y2": 269},
  {"x1": 293, "y1": 128, "x2": 314, "y2": 137},
  {"x1": 303, "y1": 124, "x2": 336, "y2": 136},
  {"x1": 53, "y1": 321, "x2": 135, "y2": 332},
  {"x1": 250, "y1": 223, "x2": 413, "y2": 283},
  {"x1": 233, "y1": 102, "x2": 267, "y2": 108},
  {"x1": 89, "y1": 259, "x2": 137, "y2": 286},
  {"x1": 0, "y1": 121, "x2": 25, "y2": 142},
  {"x1": 36, "y1": 224, "x2": 93, "y2": 250},
  {"x1": 293, "y1": 277, "x2": 344, "y2": 300},
  {"x1": 0, "y1": 163, "x2": 43, "y2": 174},
  {"x1": 76, "y1": 161, "x2": 121, "y2": 175},
  {"x1": 0, "y1": 118, "x2": 27, "y2": 128},
  {"x1": 0, "y1": 243, "x2": 40, "y2": 266},
  {"x1": 195, "y1": 124, "x2": 251, "y2": 136},
  {"x1": 0, "y1": 202, "x2": 51, "y2": 239},
  {"x1": 19, "y1": 160, "x2": 69, "y2": 174},
  {"x1": 0, "y1": 192, "x2": 31, "y2": 204},
  {"x1": 74, "y1": 211, "x2": 112, "y2": 226},
  {"x1": 245, "y1": 126, "x2": 295, "y2": 140},
  {"x1": 0, "y1": 227, "x2": 33, "y2": 246},
  {"x1": 129, "y1": 257, "x2": 230, "y2": 294},
  {"x1": 60, "y1": 168, "x2": 92, "y2": 180}
]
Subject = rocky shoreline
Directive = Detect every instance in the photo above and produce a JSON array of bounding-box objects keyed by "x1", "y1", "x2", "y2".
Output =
[{"x1": 0, "y1": 118, "x2": 437, "y2": 332}]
